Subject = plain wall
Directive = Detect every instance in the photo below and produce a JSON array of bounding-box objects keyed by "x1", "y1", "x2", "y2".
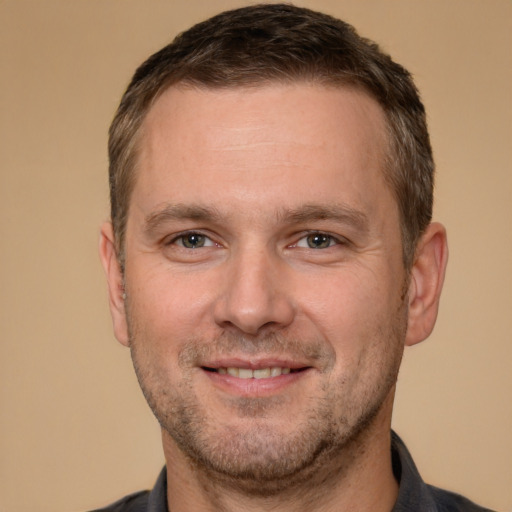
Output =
[{"x1": 1, "y1": 1, "x2": 511, "y2": 511}]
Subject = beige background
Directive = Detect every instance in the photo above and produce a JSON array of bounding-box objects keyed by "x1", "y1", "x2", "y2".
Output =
[{"x1": 1, "y1": 1, "x2": 511, "y2": 511}]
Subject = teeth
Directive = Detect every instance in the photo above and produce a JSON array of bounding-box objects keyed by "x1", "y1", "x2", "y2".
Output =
[
  {"x1": 227, "y1": 367, "x2": 239, "y2": 377},
  {"x1": 238, "y1": 368, "x2": 253, "y2": 379},
  {"x1": 218, "y1": 367, "x2": 292, "y2": 379},
  {"x1": 253, "y1": 368, "x2": 270, "y2": 379}
]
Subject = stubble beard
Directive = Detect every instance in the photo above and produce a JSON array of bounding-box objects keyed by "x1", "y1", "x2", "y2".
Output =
[{"x1": 127, "y1": 308, "x2": 407, "y2": 495}]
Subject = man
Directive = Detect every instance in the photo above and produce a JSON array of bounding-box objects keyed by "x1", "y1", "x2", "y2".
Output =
[{"x1": 97, "y1": 4, "x2": 493, "y2": 511}]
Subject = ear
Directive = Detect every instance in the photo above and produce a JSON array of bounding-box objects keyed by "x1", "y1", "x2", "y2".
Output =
[
  {"x1": 99, "y1": 222, "x2": 130, "y2": 346},
  {"x1": 405, "y1": 222, "x2": 448, "y2": 346}
]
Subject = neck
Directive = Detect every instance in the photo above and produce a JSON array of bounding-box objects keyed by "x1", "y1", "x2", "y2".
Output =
[{"x1": 162, "y1": 397, "x2": 398, "y2": 512}]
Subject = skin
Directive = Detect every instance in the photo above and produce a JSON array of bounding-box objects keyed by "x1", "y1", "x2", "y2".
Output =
[{"x1": 100, "y1": 84, "x2": 448, "y2": 512}]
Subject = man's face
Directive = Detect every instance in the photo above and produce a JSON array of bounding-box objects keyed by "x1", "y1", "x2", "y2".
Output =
[{"x1": 118, "y1": 84, "x2": 409, "y2": 484}]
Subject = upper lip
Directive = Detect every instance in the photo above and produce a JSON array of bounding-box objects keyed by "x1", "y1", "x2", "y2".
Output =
[{"x1": 200, "y1": 357, "x2": 312, "y2": 370}]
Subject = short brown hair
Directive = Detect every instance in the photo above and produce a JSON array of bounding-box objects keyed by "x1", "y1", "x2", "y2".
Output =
[{"x1": 109, "y1": 3, "x2": 434, "y2": 268}]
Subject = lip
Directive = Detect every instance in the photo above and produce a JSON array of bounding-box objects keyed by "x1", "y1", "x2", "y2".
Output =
[
  {"x1": 201, "y1": 357, "x2": 310, "y2": 371},
  {"x1": 199, "y1": 357, "x2": 313, "y2": 397}
]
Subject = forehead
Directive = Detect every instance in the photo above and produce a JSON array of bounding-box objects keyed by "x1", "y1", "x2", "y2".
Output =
[{"x1": 134, "y1": 83, "x2": 393, "y2": 222}]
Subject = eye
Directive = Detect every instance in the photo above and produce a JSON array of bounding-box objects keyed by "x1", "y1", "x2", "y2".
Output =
[
  {"x1": 296, "y1": 232, "x2": 339, "y2": 249},
  {"x1": 173, "y1": 232, "x2": 215, "y2": 249}
]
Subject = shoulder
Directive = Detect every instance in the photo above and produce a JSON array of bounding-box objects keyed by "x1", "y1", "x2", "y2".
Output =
[
  {"x1": 88, "y1": 490, "x2": 150, "y2": 512},
  {"x1": 89, "y1": 467, "x2": 167, "y2": 512},
  {"x1": 427, "y1": 485, "x2": 497, "y2": 512},
  {"x1": 391, "y1": 432, "x2": 495, "y2": 512}
]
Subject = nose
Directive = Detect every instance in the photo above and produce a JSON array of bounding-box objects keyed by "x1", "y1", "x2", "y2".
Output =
[{"x1": 213, "y1": 246, "x2": 296, "y2": 336}]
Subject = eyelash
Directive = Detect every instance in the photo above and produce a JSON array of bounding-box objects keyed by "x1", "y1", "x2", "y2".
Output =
[
  {"x1": 167, "y1": 230, "x2": 346, "y2": 250},
  {"x1": 294, "y1": 231, "x2": 346, "y2": 249},
  {"x1": 167, "y1": 231, "x2": 216, "y2": 249}
]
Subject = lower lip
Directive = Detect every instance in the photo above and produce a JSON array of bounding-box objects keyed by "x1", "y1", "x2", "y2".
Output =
[{"x1": 202, "y1": 369, "x2": 310, "y2": 397}]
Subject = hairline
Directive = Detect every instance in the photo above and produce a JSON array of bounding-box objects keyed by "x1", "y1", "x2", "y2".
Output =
[{"x1": 115, "y1": 78, "x2": 415, "y2": 270}]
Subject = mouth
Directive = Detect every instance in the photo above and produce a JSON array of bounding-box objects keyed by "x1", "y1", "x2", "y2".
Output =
[
  {"x1": 202, "y1": 366, "x2": 309, "y2": 379},
  {"x1": 200, "y1": 360, "x2": 313, "y2": 397}
]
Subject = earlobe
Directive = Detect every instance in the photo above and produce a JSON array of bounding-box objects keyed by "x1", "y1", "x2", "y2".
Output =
[
  {"x1": 405, "y1": 222, "x2": 448, "y2": 346},
  {"x1": 99, "y1": 222, "x2": 130, "y2": 346}
]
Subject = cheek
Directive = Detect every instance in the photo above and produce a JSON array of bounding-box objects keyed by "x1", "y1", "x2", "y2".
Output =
[
  {"x1": 125, "y1": 263, "x2": 218, "y2": 348},
  {"x1": 297, "y1": 266, "x2": 403, "y2": 356}
]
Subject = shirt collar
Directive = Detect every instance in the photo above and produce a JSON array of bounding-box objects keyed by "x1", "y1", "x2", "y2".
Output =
[
  {"x1": 391, "y1": 430, "x2": 438, "y2": 511},
  {"x1": 146, "y1": 466, "x2": 168, "y2": 512}
]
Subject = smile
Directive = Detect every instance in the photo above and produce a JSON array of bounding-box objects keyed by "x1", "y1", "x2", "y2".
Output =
[
  {"x1": 209, "y1": 367, "x2": 293, "y2": 379},
  {"x1": 202, "y1": 363, "x2": 312, "y2": 380},
  {"x1": 201, "y1": 364, "x2": 312, "y2": 396}
]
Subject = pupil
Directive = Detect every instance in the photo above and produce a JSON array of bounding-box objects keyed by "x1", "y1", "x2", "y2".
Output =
[
  {"x1": 184, "y1": 234, "x2": 204, "y2": 248},
  {"x1": 308, "y1": 234, "x2": 330, "y2": 248}
]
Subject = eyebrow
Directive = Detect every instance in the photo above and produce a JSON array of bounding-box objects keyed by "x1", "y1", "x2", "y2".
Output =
[
  {"x1": 144, "y1": 203, "x2": 224, "y2": 235},
  {"x1": 143, "y1": 202, "x2": 369, "y2": 235},
  {"x1": 281, "y1": 203, "x2": 370, "y2": 233}
]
